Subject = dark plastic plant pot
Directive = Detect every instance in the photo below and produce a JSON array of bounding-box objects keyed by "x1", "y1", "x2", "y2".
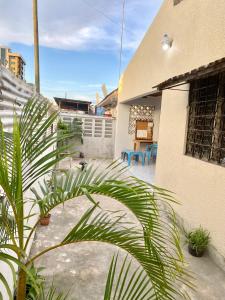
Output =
[
  {"x1": 40, "y1": 214, "x2": 51, "y2": 226},
  {"x1": 188, "y1": 244, "x2": 204, "y2": 257}
]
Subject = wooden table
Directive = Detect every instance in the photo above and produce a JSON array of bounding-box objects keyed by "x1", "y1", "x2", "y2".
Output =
[{"x1": 134, "y1": 139, "x2": 153, "y2": 151}]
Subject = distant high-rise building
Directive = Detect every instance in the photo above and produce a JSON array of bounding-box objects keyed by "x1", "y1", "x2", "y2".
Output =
[
  {"x1": 0, "y1": 46, "x2": 26, "y2": 80},
  {"x1": 0, "y1": 46, "x2": 10, "y2": 66}
]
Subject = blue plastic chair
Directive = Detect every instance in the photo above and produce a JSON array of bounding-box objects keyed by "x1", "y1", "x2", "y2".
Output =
[
  {"x1": 122, "y1": 149, "x2": 145, "y2": 166},
  {"x1": 145, "y1": 144, "x2": 158, "y2": 164}
]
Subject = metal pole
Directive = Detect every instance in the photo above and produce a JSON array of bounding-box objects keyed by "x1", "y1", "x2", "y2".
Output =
[{"x1": 33, "y1": 0, "x2": 40, "y2": 94}]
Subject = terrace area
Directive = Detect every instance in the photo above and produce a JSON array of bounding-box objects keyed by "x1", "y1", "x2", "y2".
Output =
[
  {"x1": 30, "y1": 158, "x2": 225, "y2": 300},
  {"x1": 1, "y1": 1, "x2": 225, "y2": 299}
]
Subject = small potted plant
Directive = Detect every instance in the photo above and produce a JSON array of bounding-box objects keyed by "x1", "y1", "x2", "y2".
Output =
[
  {"x1": 186, "y1": 227, "x2": 210, "y2": 257},
  {"x1": 35, "y1": 178, "x2": 54, "y2": 226},
  {"x1": 32, "y1": 176, "x2": 55, "y2": 226},
  {"x1": 38, "y1": 197, "x2": 51, "y2": 226},
  {"x1": 39, "y1": 212, "x2": 51, "y2": 226}
]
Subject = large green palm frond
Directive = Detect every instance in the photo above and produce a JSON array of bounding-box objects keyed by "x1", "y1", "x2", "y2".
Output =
[
  {"x1": 39, "y1": 281, "x2": 70, "y2": 300},
  {"x1": 0, "y1": 98, "x2": 73, "y2": 299},
  {"x1": 0, "y1": 98, "x2": 193, "y2": 300},
  {"x1": 19, "y1": 99, "x2": 72, "y2": 192},
  {"x1": 0, "y1": 196, "x2": 16, "y2": 244},
  {"x1": 104, "y1": 254, "x2": 154, "y2": 300},
  {"x1": 0, "y1": 98, "x2": 71, "y2": 239},
  {"x1": 31, "y1": 163, "x2": 193, "y2": 299}
]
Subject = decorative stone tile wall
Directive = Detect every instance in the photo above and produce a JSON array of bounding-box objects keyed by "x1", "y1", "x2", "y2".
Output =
[{"x1": 128, "y1": 105, "x2": 155, "y2": 134}]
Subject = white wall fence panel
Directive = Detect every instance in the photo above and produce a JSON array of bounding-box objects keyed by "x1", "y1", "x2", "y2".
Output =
[
  {"x1": 0, "y1": 64, "x2": 35, "y2": 132},
  {"x1": 60, "y1": 111, "x2": 115, "y2": 158}
]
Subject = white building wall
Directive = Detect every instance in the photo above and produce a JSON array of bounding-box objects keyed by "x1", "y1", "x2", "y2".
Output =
[
  {"x1": 114, "y1": 104, "x2": 132, "y2": 158},
  {"x1": 114, "y1": 0, "x2": 225, "y2": 261},
  {"x1": 118, "y1": 0, "x2": 225, "y2": 102},
  {"x1": 155, "y1": 86, "x2": 225, "y2": 261}
]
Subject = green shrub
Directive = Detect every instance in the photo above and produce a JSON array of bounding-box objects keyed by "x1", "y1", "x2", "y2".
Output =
[
  {"x1": 187, "y1": 227, "x2": 210, "y2": 254},
  {"x1": 26, "y1": 265, "x2": 45, "y2": 300}
]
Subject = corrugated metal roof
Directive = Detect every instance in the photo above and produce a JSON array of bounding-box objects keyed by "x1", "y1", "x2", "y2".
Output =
[
  {"x1": 96, "y1": 88, "x2": 118, "y2": 108},
  {"x1": 54, "y1": 97, "x2": 92, "y2": 105}
]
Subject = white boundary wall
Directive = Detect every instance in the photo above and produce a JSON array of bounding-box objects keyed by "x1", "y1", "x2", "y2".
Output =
[{"x1": 60, "y1": 111, "x2": 116, "y2": 159}]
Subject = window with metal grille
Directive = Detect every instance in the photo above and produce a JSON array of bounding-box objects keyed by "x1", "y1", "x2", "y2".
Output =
[{"x1": 186, "y1": 72, "x2": 225, "y2": 166}]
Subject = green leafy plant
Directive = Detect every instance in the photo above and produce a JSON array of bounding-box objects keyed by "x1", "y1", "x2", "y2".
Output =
[
  {"x1": 186, "y1": 227, "x2": 210, "y2": 256},
  {"x1": 57, "y1": 118, "x2": 83, "y2": 146},
  {"x1": 70, "y1": 118, "x2": 83, "y2": 144},
  {"x1": 104, "y1": 254, "x2": 153, "y2": 300},
  {"x1": 39, "y1": 281, "x2": 70, "y2": 300},
  {"x1": 0, "y1": 99, "x2": 193, "y2": 300},
  {"x1": 57, "y1": 121, "x2": 69, "y2": 132},
  {"x1": 25, "y1": 265, "x2": 45, "y2": 300}
]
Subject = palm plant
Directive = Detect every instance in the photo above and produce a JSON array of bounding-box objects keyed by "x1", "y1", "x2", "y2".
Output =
[{"x1": 0, "y1": 99, "x2": 192, "y2": 300}]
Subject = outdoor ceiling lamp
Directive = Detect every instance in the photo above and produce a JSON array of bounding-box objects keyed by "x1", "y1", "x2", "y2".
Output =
[{"x1": 162, "y1": 34, "x2": 172, "y2": 51}]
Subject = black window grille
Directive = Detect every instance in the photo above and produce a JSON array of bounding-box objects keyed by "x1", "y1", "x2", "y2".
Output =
[{"x1": 186, "y1": 72, "x2": 225, "y2": 166}]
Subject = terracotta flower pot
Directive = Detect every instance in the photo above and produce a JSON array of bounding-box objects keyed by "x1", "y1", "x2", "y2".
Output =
[
  {"x1": 40, "y1": 214, "x2": 51, "y2": 226},
  {"x1": 188, "y1": 244, "x2": 204, "y2": 257}
]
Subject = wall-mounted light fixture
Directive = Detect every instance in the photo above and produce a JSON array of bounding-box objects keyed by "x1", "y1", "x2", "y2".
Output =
[{"x1": 162, "y1": 34, "x2": 173, "y2": 51}]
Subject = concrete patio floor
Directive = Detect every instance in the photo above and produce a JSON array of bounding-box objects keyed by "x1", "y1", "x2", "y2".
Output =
[
  {"x1": 30, "y1": 159, "x2": 225, "y2": 299},
  {"x1": 129, "y1": 161, "x2": 156, "y2": 183}
]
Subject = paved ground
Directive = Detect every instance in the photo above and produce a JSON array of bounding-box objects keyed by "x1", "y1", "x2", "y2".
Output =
[{"x1": 30, "y1": 159, "x2": 225, "y2": 299}]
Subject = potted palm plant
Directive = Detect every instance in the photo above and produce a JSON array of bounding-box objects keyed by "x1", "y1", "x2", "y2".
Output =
[
  {"x1": 32, "y1": 178, "x2": 54, "y2": 226},
  {"x1": 0, "y1": 99, "x2": 193, "y2": 300},
  {"x1": 38, "y1": 197, "x2": 51, "y2": 226},
  {"x1": 13, "y1": 265, "x2": 45, "y2": 300},
  {"x1": 39, "y1": 212, "x2": 51, "y2": 226},
  {"x1": 186, "y1": 227, "x2": 210, "y2": 257}
]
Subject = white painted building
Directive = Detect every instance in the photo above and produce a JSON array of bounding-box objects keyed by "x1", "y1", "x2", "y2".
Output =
[{"x1": 115, "y1": 0, "x2": 225, "y2": 266}]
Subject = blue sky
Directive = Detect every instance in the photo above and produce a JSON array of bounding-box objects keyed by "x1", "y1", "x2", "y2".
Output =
[{"x1": 0, "y1": 0, "x2": 163, "y2": 102}]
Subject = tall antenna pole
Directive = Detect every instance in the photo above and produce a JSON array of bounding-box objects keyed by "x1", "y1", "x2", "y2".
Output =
[
  {"x1": 33, "y1": 0, "x2": 40, "y2": 94},
  {"x1": 119, "y1": 0, "x2": 126, "y2": 80}
]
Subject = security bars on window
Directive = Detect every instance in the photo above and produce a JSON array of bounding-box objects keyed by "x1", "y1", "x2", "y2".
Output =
[{"x1": 186, "y1": 72, "x2": 225, "y2": 166}]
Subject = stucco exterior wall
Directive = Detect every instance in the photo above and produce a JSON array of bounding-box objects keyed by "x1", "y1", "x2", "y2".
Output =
[
  {"x1": 115, "y1": 0, "x2": 225, "y2": 259},
  {"x1": 155, "y1": 87, "x2": 225, "y2": 258},
  {"x1": 118, "y1": 0, "x2": 225, "y2": 103},
  {"x1": 114, "y1": 103, "x2": 131, "y2": 158}
]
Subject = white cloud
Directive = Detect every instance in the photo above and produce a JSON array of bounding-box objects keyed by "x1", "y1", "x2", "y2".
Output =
[{"x1": 0, "y1": 0, "x2": 163, "y2": 51}]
